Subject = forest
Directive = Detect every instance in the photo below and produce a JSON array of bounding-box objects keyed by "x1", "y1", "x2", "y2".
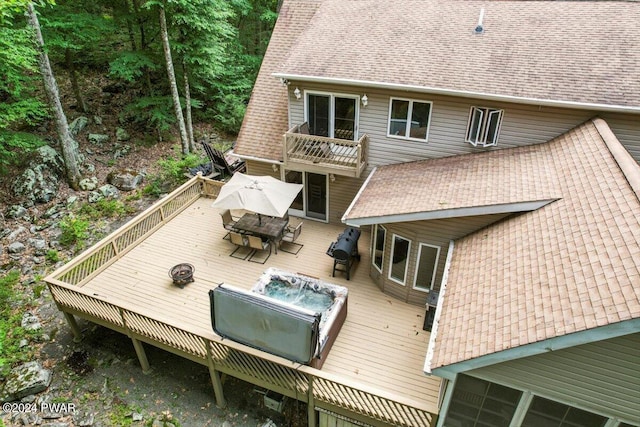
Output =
[{"x1": 0, "y1": 0, "x2": 279, "y2": 186}]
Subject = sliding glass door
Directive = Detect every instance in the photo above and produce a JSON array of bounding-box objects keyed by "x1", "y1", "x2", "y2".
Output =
[
  {"x1": 306, "y1": 92, "x2": 358, "y2": 141},
  {"x1": 284, "y1": 170, "x2": 328, "y2": 221}
]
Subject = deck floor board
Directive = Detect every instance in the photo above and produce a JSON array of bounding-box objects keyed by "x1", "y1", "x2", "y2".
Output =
[{"x1": 78, "y1": 197, "x2": 441, "y2": 411}]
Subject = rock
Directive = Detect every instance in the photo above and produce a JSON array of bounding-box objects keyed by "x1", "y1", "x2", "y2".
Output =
[
  {"x1": 132, "y1": 412, "x2": 143, "y2": 421},
  {"x1": 21, "y1": 312, "x2": 42, "y2": 331},
  {"x1": 0, "y1": 244, "x2": 3, "y2": 256},
  {"x1": 99, "y1": 184, "x2": 119, "y2": 199},
  {"x1": 79, "y1": 177, "x2": 99, "y2": 191},
  {"x1": 116, "y1": 127, "x2": 130, "y2": 142},
  {"x1": 75, "y1": 411, "x2": 95, "y2": 426},
  {"x1": 87, "y1": 191, "x2": 104, "y2": 203},
  {"x1": 7, "y1": 205, "x2": 28, "y2": 219},
  {"x1": 113, "y1": 144, "x2": 130, "y2": 159},
  {"x1": 67, "y1": 196, "x2": 79, "y2": 207},
  {"x1": 107, "y1": 169, "x2": 144, "y2": 191},
  {"x1": 69, "y1": 116, "x2": 88, "y2": 136},
  {"x1": 88, "y1": 134, "x2": 109, "y2": 144},
  {"x1": 28, "y1": 238, "x2": 47, "y2": 252},
  {"x1": 8, "y1": 226, "x2": 27, "y2": 241},
  {"x1": 1, "y1": 361, "x2": 52, "y2": 401},
  {"x1": 93, "y1": 115, "x2": 103, "y2": 125},
  {"x1": 12, "y1": 146, "x2": 63, "y2": 205},
  {"x1": 8, "y1": 242, "x2": 25, "y2": 254}
]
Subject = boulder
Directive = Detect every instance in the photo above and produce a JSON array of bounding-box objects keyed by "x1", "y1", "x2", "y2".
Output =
[
  {"x1": 21, "y1": 312, "x2": 42, "y2": 331},
  {"x1": 107, "y1": 169, "x2": 144, "y2": 191},
  {"x1": 6, "y1": 205, "x2": 28, "y2": 219},
  {"x1": 1, "y1": 361, "x2": 52, "y2": 402},
  {"x1": 69, "y1": 116, "x2": 88, "y2": 136},
  {"x1": 116, "y1": 127, "x2": 130, "y2": 142},
  {"x1": 79, "y1": 177, "x2": 98, "y2": 191},
  {"x1": 12, "y1": 146, "x2": 63, "y2": 205},
  {"x1": 88, "y1": 134, "x2": 109, "y2": 144},
  {"x1": 99, "y1": 184, "x2": 120, "y2": 199},
  {"x1": 7, "y1": 242, "x2": 25, "y2": 254}
]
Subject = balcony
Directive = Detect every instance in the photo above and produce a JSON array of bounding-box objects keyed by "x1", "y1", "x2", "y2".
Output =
[{"x1": 283, "y1": 123, "x2": 368, "y2": 178}]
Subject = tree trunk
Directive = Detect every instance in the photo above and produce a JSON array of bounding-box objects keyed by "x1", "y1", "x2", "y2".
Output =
[
  {"x1": 182, "y1": 59, "x2": 195, "y2": 152},
  {"x1": 159, "y1": 6, "x2": 189, "y2": 154},
  {"x1": 65, "y1": 48, "x2": 88, "y2": 113},
  {"x1": 27, "y1": 2, "x2": 81, "y2": 190}
]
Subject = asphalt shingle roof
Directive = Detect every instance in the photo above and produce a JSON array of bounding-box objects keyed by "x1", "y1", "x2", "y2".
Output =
[
  {"x1": 428, "y1": 119, "x2": 640, "y2": 369},
  {"x1": 278, "y1": 0, "x2": 640, "y2": 109}
]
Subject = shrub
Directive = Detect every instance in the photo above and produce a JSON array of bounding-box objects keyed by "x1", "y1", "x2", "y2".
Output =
[{"x1": 59, "y1": 216, "x2": 90, "y2": 249}]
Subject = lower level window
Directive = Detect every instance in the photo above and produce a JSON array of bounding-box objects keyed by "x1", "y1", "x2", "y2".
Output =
[
  {"x1": 446, "y1": 374, "x2": 522, "y2": 427},
  {"x1": 466, "y1": 106, "x2": 503, "y2": 147},
  {"x1": 521, "y1": 396, "x2": 608, "y2": 427},
  {"x1": 413, "y1": 243, "x2": 440, "y2": 291},
  {"x1": 389, "y1": 234, "x2": 410, "y2": 285}
]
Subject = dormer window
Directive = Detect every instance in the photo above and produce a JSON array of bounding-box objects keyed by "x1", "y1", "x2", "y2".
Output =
[{"x1": 466, "y1": 106, "x2": 504, "y2": 147}]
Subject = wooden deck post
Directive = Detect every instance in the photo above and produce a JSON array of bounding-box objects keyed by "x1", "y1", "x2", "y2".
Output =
[
  {"x1": 206, "y1": 343, "x2": 227, "y2": 408},
  {"x1": 63, "y1": 312, "x2": 82, "y2": 343},
  {"x1": 308, "y1": 376, "x2": 317, "y2": 427},
  {"x1": 130, "y1": 337, "x2": 151, "y2": 373}
]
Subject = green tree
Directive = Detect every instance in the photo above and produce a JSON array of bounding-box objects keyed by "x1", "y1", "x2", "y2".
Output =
[
  {"x1": 0, "y1": 2, "x2": 47, "y2": 170},
  {"x1": 27, "y1": 1, "x2": 82, "y2": 189}
]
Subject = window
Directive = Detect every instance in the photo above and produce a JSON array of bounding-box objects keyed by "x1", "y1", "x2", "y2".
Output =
[
  {"x1": 389, "y1": 234, "x2": 411, "y2": 285},
  {"x1": 413, "y1": 243, "x2": 440, "y2": 292},
  {"x1": 306, "y1": 92, "x2": 359, "y2": 141},
  {"x1": 372, "y1": 225, "x2": 386, "y2": 272},
  {"x1": 466, "y1": 106, "x2": 504, "y2": 147},
  {"x1": 521, "y1": 396, "x2": 608, "y2": 427},
  {"x1": 445, "y1": 375, "x2": 522, "y2": 427},
  {"x1": 388, "y1": 98, "x2": 432, "y2": 141}
]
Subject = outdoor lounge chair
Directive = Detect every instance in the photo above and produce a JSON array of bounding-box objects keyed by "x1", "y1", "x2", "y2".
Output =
[
  {"x1": 201, "y1": 140, "x2": 246, "y2": 179},
  {"x1": 247, "y1": 235, "x2": 271, "y2": 264},
  {"x1": 229, "y1": 232, "x2": 251, "y2": 260},
  {"x1": 280, "y1": 221, "x2": 303, "y2": 255}
]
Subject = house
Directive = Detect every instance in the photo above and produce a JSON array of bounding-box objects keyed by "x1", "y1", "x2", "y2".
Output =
[
  {"x1": 44, "y1": 1, "x2": 639, "y2": 427},
  {"x1": 229, "y1": 0, "x2": 640, "y2": 426}
]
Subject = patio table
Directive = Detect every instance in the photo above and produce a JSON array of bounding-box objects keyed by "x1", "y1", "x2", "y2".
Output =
[{"x1": 233, "y1": 213, "x2": 288, "y2": 254}]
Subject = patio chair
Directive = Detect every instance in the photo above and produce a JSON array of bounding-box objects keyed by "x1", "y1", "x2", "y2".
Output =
[
  {"x1": 280, "y1": 221, "x2": 303, "y2": 255},
  {"x1": 202, "y1": 139, "x2": 246, "y2": 179},
  {"x1": 247, "y1": 235, "x2": 271, "y2": 264},
  {"x1": 229, "y1": 231, "x2": 251, "y2": 260},
  {"x1": 220, "y1": 209, "x2": 236, "y2": 240}
]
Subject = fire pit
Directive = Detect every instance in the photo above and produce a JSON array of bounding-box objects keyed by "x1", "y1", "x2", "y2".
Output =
[{"x1": 169, "y1": 263, "x2": 194, "y2": 288}]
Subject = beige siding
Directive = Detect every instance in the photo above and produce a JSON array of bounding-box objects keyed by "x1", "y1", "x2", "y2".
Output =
[
  {"x1": 245, "y1": 159, "x2": 279, "y2": 178},
  {"x1": 374, "y1": 214, "x2": 509, "y2": 306},
  {"x1": 287, "y1": 82, "x2": 640, "y2": 165},
  {"x1": 468, "y1": 333, "x2": 640, "y2": 423}
]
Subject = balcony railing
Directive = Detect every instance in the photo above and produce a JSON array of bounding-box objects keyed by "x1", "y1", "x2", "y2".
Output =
[
  {"x1": 283, "y1": 123, "x2": 368, "y2": 178},
  {"x1": 44, "y1": 176, "x2": 437, "y2": 427}
]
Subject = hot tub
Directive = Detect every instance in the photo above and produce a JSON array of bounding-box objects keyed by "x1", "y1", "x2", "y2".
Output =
[
  {"x1": 210, "y1": 268, "x2": 348, "y2": 368},
  {"x1": 252, "y1": 268, "x2": 348, "y2": 368}
]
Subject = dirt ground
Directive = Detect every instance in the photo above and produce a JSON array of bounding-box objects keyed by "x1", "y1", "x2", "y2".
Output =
[
  {"x1": 35, "y1": 298, "x2": 298, "y2": 427},
  {"x1": 1, "y1": 129, "x2": 306, "y2": 426}
]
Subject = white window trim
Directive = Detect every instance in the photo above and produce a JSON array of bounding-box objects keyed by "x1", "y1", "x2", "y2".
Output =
[
  {"x1": 387, "y1": 97, "x2": 433, "y2": 142},
  {"x1": 388, "y1": 233, "x2": 411, "y2": 286},
  {"x1": 372, "y1": 225, "x2": 386, "y2": 273},
  {"x1": 303, "y1": 90, "x2": 360, "y2": 141},
  {"x1": 412, "y1": 242, "x2": 441, "y2": 292},
  {"x1": 465, "y1": 106, "x2": 504, "y2": 147}
]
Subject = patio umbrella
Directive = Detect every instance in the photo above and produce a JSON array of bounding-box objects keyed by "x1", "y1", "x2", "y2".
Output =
[{"x1": 211, "y1": 173, "x2": 303, "y2": 223}]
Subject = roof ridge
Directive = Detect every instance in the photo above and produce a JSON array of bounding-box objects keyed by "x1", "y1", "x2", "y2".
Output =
[{"x1": 592, "y1": 117, "x2": 640, "y2": 202}]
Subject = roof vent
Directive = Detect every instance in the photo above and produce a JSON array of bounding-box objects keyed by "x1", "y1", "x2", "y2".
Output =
[{"x1": 474, "y1": 8, "x2": 485, "y2": 34}]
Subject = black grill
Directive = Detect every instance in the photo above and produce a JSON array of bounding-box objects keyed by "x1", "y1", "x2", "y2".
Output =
[{"x1": 326, "y1": 227, "x2": 361, "y2": 280}]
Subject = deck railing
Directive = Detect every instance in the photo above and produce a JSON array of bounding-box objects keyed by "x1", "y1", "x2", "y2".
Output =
[
  {"x1": 284, "y1": 124, "x2": 368, "y2": 178},
  {"x1": 45, "y1": 176, "x2": 437, "y2": 427}
]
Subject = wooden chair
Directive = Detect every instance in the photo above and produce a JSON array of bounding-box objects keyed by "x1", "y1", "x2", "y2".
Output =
[
  {"x1": 202, "y1": 139, "x2": 246, "y2": 179},
  {"x1": 220, "y1": 210, "x2": 236, "y2": 240},
  {"x1": 247, "y1": 235, "x2": 271, "y2": 264},
  {"x1": 280, "y1": 221, "x2": 303, "y2": 255},
  {"x1": 229, "y1": 231, "x2": 251, "y2": 260}
]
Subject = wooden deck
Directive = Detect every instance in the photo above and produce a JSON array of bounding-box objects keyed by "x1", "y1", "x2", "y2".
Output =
[{"x1": 45, "y1": 177, "x2": 441, "y2": 426}]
